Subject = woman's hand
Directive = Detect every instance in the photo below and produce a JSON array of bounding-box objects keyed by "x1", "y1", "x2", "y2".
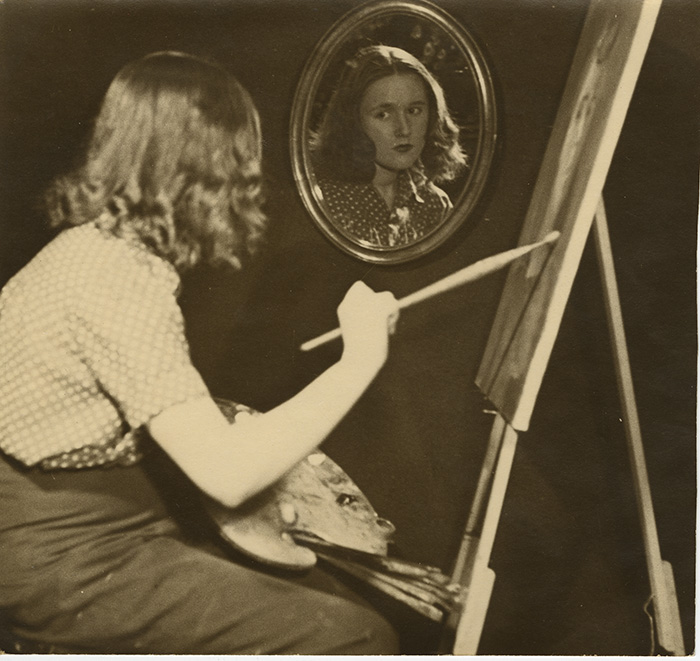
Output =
[{"x1": 336, "y1": 281, "x2": 399, "y2": 377}]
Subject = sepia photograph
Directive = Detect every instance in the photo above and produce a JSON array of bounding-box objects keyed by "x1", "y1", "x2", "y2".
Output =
[{"x1": 0, "y1": 0, "x2": 696, "y2": 655}]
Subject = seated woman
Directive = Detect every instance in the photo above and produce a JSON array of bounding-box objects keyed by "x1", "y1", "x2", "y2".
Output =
[
  {"x1": 310, "y1": 45, "x2": 467, "y2": 249},
  {"x1": 0, "y1": 51, "x2": 401, "y2": 655}
]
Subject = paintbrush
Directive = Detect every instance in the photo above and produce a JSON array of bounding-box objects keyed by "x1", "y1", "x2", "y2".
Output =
[{"x1": 300, "y1": 231, "x2": 560, "y2": 352}]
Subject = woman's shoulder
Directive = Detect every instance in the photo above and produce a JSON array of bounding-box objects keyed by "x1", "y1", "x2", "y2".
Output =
[
  {"x1": 2, "y1": 225, "x2": 99, "y2": 295},
  {"x1": 403, "y1": 170, "x2": 451, "y2": 210},
  {"x1": 317, "y1": 177, "x2": 374, "y2": 208},
  {"x1": 0, "y1": 225, "x2": 116, "y2": 329},
  {"x1": 415, "y1": 176, "x2": 452, "y2": 212},
  {"x1": 5, "y1": 223, "x2": 179, "y2": 309}
]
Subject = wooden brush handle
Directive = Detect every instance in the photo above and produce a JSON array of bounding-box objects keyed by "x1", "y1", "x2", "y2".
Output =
[{"x1": 300, "y1": 232, "x2": 560, "y2": 352}]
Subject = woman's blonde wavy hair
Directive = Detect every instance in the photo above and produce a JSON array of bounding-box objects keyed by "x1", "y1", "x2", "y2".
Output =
[{"x1": 45, "y1": 51, "x2": 266, "y2": 271}]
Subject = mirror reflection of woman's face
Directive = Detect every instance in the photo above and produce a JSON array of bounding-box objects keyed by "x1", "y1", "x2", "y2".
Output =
[{"x1": 359, "y1": 73, "x2": 429, "y2": 173}]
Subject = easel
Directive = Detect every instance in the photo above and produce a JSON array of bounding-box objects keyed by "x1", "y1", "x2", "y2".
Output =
[
  {"x1": 441, "y1": 200, "x2": 686, "y2": 655},
  {"x1": 440, "y1": 0, "x2": 686, "y2": 654}
]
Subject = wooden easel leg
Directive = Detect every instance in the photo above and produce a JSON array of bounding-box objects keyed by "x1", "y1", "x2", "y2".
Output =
[
  {"x1": 594, "y1": 198, "x2": 685, "y2": 655},
  {"x1": 441, "y1": 414, "x2": 519, "y2": 654},
  {"x1": 441, "y1": 198, "x2": 685, "y2": 655}
]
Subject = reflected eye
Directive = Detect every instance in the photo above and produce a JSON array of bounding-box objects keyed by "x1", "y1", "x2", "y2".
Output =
[
  {"x1": 373, "y1": 110, "x2": 390, "y2": 120},
  {"x1": 408, "y1": 106, "x2": 424, "y2": 116}
]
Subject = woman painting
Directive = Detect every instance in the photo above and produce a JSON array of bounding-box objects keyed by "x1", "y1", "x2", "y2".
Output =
[
  {"x1": 0, "y1": 51, "x2": 400, "y2": 654},
  {"x1": 311, "y1": 45, "x2": 467, "y2": 248}
]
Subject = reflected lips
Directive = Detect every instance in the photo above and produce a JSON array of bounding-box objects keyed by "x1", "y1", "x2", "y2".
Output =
[{"x1": 394, "y1": 144, "x2": 413, "y2": 152}]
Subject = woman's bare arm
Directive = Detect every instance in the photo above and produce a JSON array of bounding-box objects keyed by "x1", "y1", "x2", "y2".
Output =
[{"x1": 147, "y1": 282, "x2": 398, "y2": 508}]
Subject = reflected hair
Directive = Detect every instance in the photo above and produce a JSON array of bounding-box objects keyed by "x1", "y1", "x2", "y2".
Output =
[
  {"x1": 45, "y1": 51, "x2": 266, "y2": 271},
  {"x1": 310, "y1": 44, "x2": 466, "y2": 184}
]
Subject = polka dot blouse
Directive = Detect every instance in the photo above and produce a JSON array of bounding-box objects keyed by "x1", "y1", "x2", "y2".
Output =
[
  {"x1": 318, "y1": 170, "x2": 452, "y2": 248},
  {"x1": 0, "y1": 223, "x2": 209, "y2": 469}
]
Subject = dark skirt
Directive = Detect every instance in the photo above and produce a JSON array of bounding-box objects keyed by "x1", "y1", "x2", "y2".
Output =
[{"x1": 0, "y1": 450, "x2": 398, "y2": 654}]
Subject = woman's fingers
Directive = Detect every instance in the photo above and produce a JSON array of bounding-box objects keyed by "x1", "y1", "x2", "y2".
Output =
[
  {"x1": 340, "y1": 283, "x2": 398, "y2": 330},
  {"x1": 337, "y1": 282, "x2": 399, "y2": 368}
]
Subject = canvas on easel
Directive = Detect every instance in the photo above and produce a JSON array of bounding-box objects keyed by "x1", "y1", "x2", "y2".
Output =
[{"x1": 440, "y1": 0, "x2": 685, "y2": 654}]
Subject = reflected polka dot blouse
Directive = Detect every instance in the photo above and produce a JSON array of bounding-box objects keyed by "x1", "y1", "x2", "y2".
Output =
[
  {"x1": 0, "y1": 223, "x2": 209, "y2": 469},
  {"x1": 318, "y1": 170, "x2": 452, "y2": 248}
]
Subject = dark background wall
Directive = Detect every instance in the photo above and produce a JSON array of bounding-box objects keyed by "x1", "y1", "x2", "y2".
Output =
[{"x1": 0, "y1": 0, "x2": 696, "y2": 654}]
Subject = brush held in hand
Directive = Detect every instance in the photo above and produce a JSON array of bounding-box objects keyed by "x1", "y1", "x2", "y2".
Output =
[{"x1": 300, "y1": 231, "x2": 560, "y2": 352}]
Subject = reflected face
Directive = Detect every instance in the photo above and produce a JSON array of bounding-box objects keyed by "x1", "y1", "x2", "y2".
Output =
[{"x1": 359, "y1": 73, "x2": 429, "y2": 173}]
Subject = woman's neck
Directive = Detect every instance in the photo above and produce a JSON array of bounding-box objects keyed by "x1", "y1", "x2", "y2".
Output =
[{"x1": 371, "y1": 163, "x2": 398, "y2": 209}]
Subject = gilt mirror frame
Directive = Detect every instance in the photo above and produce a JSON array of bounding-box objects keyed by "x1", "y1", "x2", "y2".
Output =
[{"x1": 290, "y1": 0, "x2": 498, "y2": 264}]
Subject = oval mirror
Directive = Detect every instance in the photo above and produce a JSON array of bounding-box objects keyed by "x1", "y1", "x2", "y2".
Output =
[{"x1": 291, "y1": 0, "x2": 498, "y2": 264}]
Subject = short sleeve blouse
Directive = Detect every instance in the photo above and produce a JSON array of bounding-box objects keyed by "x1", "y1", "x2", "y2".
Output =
[{"x1": 0, "y1": 223, "x2": 210, "y2": 467}]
